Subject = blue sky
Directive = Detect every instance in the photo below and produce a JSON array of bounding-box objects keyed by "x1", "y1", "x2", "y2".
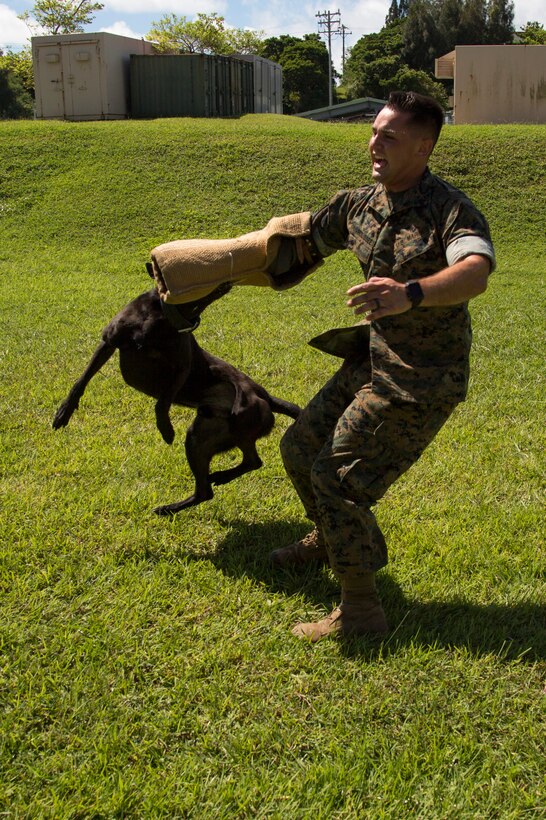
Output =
[{"x1": 1, "y1": 0, "x2": 543, "y2": 71}]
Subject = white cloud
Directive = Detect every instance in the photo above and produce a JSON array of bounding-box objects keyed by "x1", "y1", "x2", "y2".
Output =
[
  {"x1": 106, "y1": 0, "x2": 226, "y2": 14},
  {"x1": 512, "y1": 0, "x2": 546, "y2": 27},
  {"x1": 241, "y1": 0, "x2": 391, "y2": 70},
  {"x1": 242, "y1": 0, "x2": 388, "y2": 38},
  {"x1": 99, "y1": 19, "x2": 146, "y2": 39},
  {"x1": 0, "y1": 3, "x2": 32, "y2": 49}
]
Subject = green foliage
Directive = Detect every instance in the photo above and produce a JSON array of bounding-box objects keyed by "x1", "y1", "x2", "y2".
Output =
[
  {"x1": 385, "y1": 0, "x2": 410, "y2": 23},
  {"x1": 390, "y1": 66, "x2": 450, "y2": 105},
  {"x1": 346, "y1": 22, "x2": 404, "y2": 67},
  {"x1": 260, "y1": 34, "x2": 332, "y2": 113},
  {"x1": 348, "y1": 55, "x2": 402, "y2": 99},
  {"x1": 403, "y1": 0, "x2": 515, "y2": 72},
  {"x1": 518, "y1": 20, "x2": 546, "y2": 44},
  {"x1": 0, "y1": 66, "x2": 34, "y2": 118},
  {"x1": 486, "y1": 0, "x2": 515, "y2": 43},
  {"x1": 456, "y1": 0, "x2": 488, "y2": 44},
  {"x1": 342, "y1": 23, "x2": 405, "y2": 99},
  {"x1": 0, "y1": 47, "x2": 34, "y2": 96},
  {"x1": 342, "y1": 22, "x2": 447, "y2": 106},
  {"x1": 0, "y1": 117, "x2": 544, "y2": 816},
  {"x1": 402, "y1": 0, "x2": 443, "y2": 72},
  {"x1": 147, "y1": 12, "x2": 263, "y2": 56},
  {"x1": 18, "y1": 0, "x2": 104, "y2": 35}
]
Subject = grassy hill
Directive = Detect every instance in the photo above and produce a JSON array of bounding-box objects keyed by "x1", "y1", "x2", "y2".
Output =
[{"x1": 0, "y1": 115, "x2": 544, "y2": 816}]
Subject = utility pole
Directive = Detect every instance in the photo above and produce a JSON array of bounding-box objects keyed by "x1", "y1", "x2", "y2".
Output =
[
  {"x1": 316, "y1": 9, "x2": 341, "y2": 107},
  {"x1": 340, "y1": 23, "x2": 352, "y2": 77}
]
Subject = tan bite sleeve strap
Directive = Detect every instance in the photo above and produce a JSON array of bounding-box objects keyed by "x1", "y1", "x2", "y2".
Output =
[{"x1": 150, "y1": 212, "x2": 319, "y2": 304}]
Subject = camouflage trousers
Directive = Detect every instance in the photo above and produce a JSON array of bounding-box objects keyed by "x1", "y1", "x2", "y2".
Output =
[{"x1": 280, "y1": 354, "x2": 455, "y2": 577}]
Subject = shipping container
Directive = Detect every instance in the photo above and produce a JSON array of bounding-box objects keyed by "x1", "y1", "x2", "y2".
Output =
[
  {"x1": 130, "y1": 54, "x2": 273, "y2": 118},
  {"x1": 32, "y1": 32, "x2": 154, "y2": 120},
  {"x1": 236, "y1": 55, "x2": 283, "y2": 114}
]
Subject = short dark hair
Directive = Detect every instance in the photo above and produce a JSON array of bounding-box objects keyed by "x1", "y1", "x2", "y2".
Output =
[{"x1": 387, "y1": 90, "x2": 444, "y2": 144}]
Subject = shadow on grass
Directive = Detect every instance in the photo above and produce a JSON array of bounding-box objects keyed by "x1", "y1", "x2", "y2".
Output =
[{"x1": 195, "y1": 518, "x2": 546, "y2": 663}]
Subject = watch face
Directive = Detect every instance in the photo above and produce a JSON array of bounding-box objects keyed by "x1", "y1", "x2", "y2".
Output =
[{"x1": 406, "y1": 280, "x2": 424, "y2": 306}]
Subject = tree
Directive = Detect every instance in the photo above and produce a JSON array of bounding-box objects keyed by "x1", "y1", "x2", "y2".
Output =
[
  {"x1": 19, "y1": 0, "x2": 104, "y2": 35},
  {"x1": 385, "y1": 0, "x2": 402, "y2": 25},
  {"x1": 146, "y1": 13, "x2": 263, "y2": 56},
  {"x1": 517, "y1": 21, "x2": 546, "y2": 44},
  {"x1": 457, "y1": 0, "x2": 488, "y2": 43},
  {"x1": 486, "y1": 0, "x2": 515, "y2": 43},
  {"x1": 385, "y1": 0, "x2": 410, "y2": 24},
  {"x1": 259, "y1": 35, "x2": 298, "y2": 64},
  {"x1": 342, "y1": 22, "x2": 404, "y2": 97},
  {"x1": 345, "y1": 55, "x2": 403, "y2": 99},
  {"x1": 260, "y1": 34, "x2": 332, "y2": 113},
  {"x1": 0, "y1": 65, "x2": 33, "y2": 118},
  {"x1": 0, "y1": 48, "x2": 34, "y2": 96},
  {"x1": 402, "y1": 0, "x2": 443, "y2": 72},
  {"x1": 436, "y1": 0, "x2": 464, "y2": 52},
  {"x1": 389, "y1": 66, "x2": 449, "y2": 106}
]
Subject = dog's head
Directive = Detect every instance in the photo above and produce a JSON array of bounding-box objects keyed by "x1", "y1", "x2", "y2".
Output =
[{"x1": 146, "y1": 262, "x2": 232, "y2": 332}]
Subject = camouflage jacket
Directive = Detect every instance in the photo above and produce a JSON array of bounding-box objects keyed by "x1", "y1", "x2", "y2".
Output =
[{"x1": 310, "y1": 169, "x2": 495, "y2": 404}]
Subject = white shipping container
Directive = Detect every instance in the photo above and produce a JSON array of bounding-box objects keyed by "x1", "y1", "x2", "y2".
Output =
[{"x1": 32, "y1": 32, "x2": 154, "y2": 120}]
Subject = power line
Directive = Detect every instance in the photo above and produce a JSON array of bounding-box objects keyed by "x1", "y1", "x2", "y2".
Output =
[
  {"x1": 340, "y1": 23, "x2": 352, "y2": 75},
  {"x1": 316, "y1": 8, "x2": 341, "y2": 106}
]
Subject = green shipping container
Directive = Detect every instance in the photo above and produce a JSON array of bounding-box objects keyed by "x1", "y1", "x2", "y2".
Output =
[{"x1": 130, "y1": 54, "x2": 254, "y2": 118}]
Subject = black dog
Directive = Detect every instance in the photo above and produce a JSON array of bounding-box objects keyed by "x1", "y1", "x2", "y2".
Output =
[{"x1": 53, "y1": 277, "x2": 300, "y2": 515}]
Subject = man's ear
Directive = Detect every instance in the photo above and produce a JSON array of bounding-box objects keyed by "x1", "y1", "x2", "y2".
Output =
[{"x1": 418, "y1": 137, "x2": 435, "y2": 158}]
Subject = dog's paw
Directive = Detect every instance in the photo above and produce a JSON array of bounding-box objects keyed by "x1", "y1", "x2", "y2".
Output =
[
  {"x1": 153, "y1": 496, "x2": 198, "y2": 515},
  {"x1": 52, "y1": 401, "x2": 75, "y2": 428},
  {"x1": 158, "y1": 425, "x2": 175, "y2": 445},
  {"x1": 153, "y1": 503, "x2": 179, "y2": 516},
  {"x1": 155, "y1": 409, "x2": 175, "y2": 444}
]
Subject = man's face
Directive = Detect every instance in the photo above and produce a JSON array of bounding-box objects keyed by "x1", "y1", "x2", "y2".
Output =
[{"x1": 369, "y1": 106, "x2": 434, "y2": 192}]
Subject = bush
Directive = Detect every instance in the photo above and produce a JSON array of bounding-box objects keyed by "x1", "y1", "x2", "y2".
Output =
[{"x1": 0, "y1": 67, "x2": 34, "y2": 119}]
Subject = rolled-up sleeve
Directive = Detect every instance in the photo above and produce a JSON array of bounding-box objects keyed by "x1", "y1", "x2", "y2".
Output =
[
  {"x1": 446, "y1": 235, "x2": 496, "y2": 271},
  {"x1": 442, "y1": 196, "x2": 496, "y2": 272}
]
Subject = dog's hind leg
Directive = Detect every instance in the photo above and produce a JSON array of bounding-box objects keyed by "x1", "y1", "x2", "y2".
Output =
[
  {"x1": 153, "y1": 415, "x2": 217, "y2": 515},
  {"x1": 53, "y1": 341, "x2": 116, "y2": 429},
  {"x1": 208, "y1": 442, "x2": 262, "y2": 486},
  {"x1": 154, "y1": 412, "x2": 249, "y2": 515}
]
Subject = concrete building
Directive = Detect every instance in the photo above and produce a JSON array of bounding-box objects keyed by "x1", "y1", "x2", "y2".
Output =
[
  {"x1": 435, "y1": 44, "x2": 546, "y2": 124},
  {"x1": 32, "y1": 32, "x2": 154, "y2": 120}
]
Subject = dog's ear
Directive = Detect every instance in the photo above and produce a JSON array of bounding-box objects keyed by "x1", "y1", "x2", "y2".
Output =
[{"x1": 146, "y1": 262, "x2": 154, "y2": 279}]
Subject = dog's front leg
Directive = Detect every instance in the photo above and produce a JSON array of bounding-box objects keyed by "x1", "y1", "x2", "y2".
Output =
[
  {"x1": 53, "y1": 341, "x2": 116, "y2": 429},
  {"x1": 154, "y1": 361, "x2": 192, "y2": 445},
  {"x1": 154, "y1": 397, "x2": 175, "y2": 445}
]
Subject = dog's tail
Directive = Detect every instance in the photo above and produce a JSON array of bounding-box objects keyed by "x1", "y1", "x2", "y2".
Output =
[{"x1": 267, "y1": 395, "x2": 301, "y2": 420}]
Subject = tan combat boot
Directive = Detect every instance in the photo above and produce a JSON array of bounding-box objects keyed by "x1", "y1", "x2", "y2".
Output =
[
  {"x1": 292, "y1": 572, "x2": 388, "y2": 642},
  {"x1": 270, "y1": 527, "x2": 329, "y2": 568}
]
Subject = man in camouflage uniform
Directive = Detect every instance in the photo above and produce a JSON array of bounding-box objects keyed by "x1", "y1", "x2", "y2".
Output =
[
  {"x1": 150, "y1": 90, "x2": 495, "y2": 643},
  {"x1": 271, "y1": 91, "x2": 496, "y2": 641}
]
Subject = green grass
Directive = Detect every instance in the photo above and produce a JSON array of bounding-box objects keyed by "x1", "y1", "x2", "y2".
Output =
[{"x1": 0, "y1": 115, "x2": 545, "y2": 817}]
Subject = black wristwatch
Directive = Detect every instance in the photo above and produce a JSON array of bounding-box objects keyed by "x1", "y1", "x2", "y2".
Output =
[{"x1": 405, "y1": 280, "x2": 424, "y2": 308}]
